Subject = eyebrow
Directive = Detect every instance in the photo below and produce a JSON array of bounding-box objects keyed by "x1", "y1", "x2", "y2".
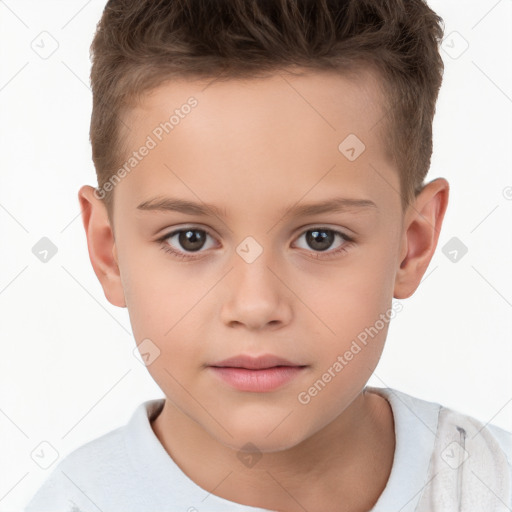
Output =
[{"x1": 136, "y1": 196, "x2": 378, "y2": 219}]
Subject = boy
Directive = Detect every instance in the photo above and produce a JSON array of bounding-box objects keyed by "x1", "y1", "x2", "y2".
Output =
[{"x1": 25, "y1": 0, "x2": 511, "y2": 511}]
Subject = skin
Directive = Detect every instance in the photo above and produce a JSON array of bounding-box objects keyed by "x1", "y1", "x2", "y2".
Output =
[{"x1": 79, "y1": 68, "x2": 449, "y2": 511}]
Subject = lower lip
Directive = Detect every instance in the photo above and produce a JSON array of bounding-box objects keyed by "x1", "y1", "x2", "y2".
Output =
[{"x1": 209, "y1": 366, "x2": 306, "y2": 392}]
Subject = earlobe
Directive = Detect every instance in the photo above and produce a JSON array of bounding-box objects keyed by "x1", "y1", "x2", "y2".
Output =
[
  {"x1": 78, "y1": 185, "x2": 126, "y2": 308},
  {"x1": 394, "y1": 178, "x2": 449, "y2": 299}
]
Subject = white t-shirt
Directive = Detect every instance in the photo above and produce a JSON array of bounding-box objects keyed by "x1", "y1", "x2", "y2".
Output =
[{"x1": 24, "y1": 387, "x2": 512, "y2": 512}]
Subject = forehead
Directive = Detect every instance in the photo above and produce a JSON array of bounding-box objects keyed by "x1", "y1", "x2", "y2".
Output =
[
  {"x1": 124, "y1": 67, "x2": 387, "y2": 140},
  {"x1": 114, "y1": 68, "x2": 399, "y2": 219}
]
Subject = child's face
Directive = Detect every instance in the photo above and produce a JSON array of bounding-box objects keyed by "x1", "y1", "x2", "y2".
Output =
[{"x1": 84, "y1": 69, "x2": 445, "y2": 452}]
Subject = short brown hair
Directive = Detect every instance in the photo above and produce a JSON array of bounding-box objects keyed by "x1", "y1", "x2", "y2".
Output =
[{"x1": 89, "y1": 0, "x2": 444, "y2": 217}]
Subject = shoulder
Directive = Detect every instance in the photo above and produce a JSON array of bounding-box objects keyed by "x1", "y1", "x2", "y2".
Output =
[
  {"x1": 487, "y1": 422, "x2": 512, "y2": 466},
  {"x1": 24, "y1": 426, "x2": 127, "y2": 512},
  {"x1": 424, "y1": 400, "x2": 512, "y2": 510},
  {"x1": 24, "y1": 399, "x2": 164, "y2": 512},
  {"x1": 368, "y1": 387, "x2": 512, "y2": 511},
  {"x1": 393, "y1": 388, "x2": 511, "y2": 464},
  {"x1": 369, "y1": 386, "x2": 511, "y2": 452}
]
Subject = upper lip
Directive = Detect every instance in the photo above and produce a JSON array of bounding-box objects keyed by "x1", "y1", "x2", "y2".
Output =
[{"x1": 210, "y1": 354, "x2": 305, "y2": 370}]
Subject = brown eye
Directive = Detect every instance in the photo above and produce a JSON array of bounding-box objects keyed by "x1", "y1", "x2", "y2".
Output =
[
  {"x1": 293, "y1": 227, "x2": 354, "y2": 259},
  {"x1": 175, "y1": 229, "x2": 207, "y2": 252},
  {"x1": 305, "y1": 229, "x2": 336, "y2": 251},
  {"x1": 160, "y1": 227, "x2": 216, "y2": 257}
]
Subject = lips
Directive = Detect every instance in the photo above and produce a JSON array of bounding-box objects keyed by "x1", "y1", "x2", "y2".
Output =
[
  {"x1": 209, "y1": 354, "x2": 304, "y2": 370},
  {"x1": 208, "y1": 354, "x2": 308, "y2": 392}
]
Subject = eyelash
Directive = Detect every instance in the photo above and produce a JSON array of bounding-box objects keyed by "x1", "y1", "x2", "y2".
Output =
[{"x1": 157, "y1": 226, "x2": 354, "y2": 261}]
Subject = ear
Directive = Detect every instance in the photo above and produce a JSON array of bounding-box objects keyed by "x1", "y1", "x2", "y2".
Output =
[
  {"x1": 394, "y1": 178, "x2": 449, "y2": 299},
  {"x1": 78, "y1": 185, "x2": 126, "y2": 308}
]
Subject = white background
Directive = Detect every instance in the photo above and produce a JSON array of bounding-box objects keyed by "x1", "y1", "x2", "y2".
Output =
[{"x1": 0, "y1": 1, "x2": 511, "y2": 510}]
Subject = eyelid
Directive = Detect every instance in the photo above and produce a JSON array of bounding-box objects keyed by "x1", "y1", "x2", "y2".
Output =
[
  {"x1": 156, "y1": 223, "x2": 217, "y2": 240},
  {"x1": 292, "y1": 222, "x2": 356, "y2": 239}
]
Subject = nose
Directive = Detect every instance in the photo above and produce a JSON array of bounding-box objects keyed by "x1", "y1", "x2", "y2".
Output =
[{"x1": 220, "y1": 249, "x2": 293, "y2": 331}]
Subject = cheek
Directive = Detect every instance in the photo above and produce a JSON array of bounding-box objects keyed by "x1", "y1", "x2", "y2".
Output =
[
  {"x1": 298, "y1": 243, "x2": 397, "y2": 381},
  {"x1": 120, "y1": 254, "x2": 180, "y2": 343},
  {"x1": 120, "y1": 257, "x2": 209, "y2": 378},
  {"x1": 307, "y1": 257, "x2": 395, "y2": 334}
]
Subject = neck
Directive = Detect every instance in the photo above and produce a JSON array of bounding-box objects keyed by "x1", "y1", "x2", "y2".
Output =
[{"x1": 151, "y1": 388, "x2": 395, "y2": 511}]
